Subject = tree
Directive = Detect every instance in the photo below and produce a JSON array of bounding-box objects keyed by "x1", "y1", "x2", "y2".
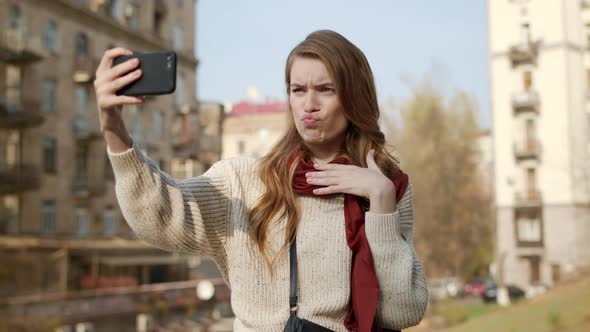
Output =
[{"x1": 385, "y1": 82, "x2": 493, "y2": 280}]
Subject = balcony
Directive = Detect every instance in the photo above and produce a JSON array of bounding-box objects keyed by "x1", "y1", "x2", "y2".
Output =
[
  {"x1": 514, "y1": 138, "x2": 542, "y2": 160},
  {"x1": 0, "y1": 279, "x2": 229, "y2": 324},
  {"x1": 0, "y1": 98, "x2": 45, "y2": 129},
  {"x1": 72, "y1": 116, "x2": 102, "y2": 144},
  {"x1": 508, "y1": 40, "x2": 541, "y2": 67},
  {"x1": 72, "y1": 175, "x2": 106, "y2": 198},
  {"x1": 0, "y1": 29, "x2": 46, "y2": 64},
  {"x1": 512, "y1": 91, "x2": 540, "y2": 114},
  {"x1": 73, "y1": 55, "x2": 99, "y2": 83},
  {"x1": 0, "y1": 163, "x2": 41, "y2": 195},
  {"x1": 175, "y1": 103, "x2": 199, "y2": 114},
  {"x1": 514, "y1": 190, "x2": 542, "y2": 208}
]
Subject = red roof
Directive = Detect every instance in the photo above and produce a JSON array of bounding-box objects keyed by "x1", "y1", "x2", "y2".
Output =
[{"x1": 228, "y1": 101, "x2": 287, "y2": 116}]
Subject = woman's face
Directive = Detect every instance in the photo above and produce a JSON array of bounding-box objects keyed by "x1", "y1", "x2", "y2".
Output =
[{"x1": 289, "y1": 57, "x2": 349, "y2": 149}]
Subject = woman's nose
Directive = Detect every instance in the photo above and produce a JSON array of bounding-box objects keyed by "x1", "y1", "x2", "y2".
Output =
[{"x1": 303, "y1": 91, "x2": 319, "y2": 112}]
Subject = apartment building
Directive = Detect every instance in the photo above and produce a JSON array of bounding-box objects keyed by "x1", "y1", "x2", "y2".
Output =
[
  {"x1": 488, "y1": 0, "x2": 590, "y2": 290},
  {"x1": 222, "y1": 100, "x2": 288, "y2": 159},
  {"x1": 0, "y1": 0, "x2": 221, "y2": 297}
]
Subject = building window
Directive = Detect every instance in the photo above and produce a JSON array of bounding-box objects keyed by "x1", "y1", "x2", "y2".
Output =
[
  {"x1": 43, "y1": 20, "x2": 59, "y2": 53},
  {"x1": 153, "y1": 110, "x2": 164, "y2": 139},
  {"x1": 130, "y1": 105, "x2": 144, "y2": 144},
  {"x1": 75, "y1": 86, "x2": 88, "y2": 114},
  {"x1": 42, "y1": 79, "x2": 57, "y2": 113},
  {"x1": 1, "y1": 196, "x2": 19, "y2": 234},
  {"x1": 238, "y1": 140, "x2": 245, "y2": 154},
  {"x1": 43, "y1": 138, "x2": 57, "y2": 173},
  {"x1": 523, "y1": 71, "x2": 532, "y2": 91},
  {"x1": 41, "y1": 200, "x2": 56, "y2": 235},
  {"x1": 525, "y1": 118, "x2": 535, "y2": 140},
  {"x1": 526, "y1": 168, "x2": 536, "y2": 193},
  {"x1": 76, "y1": 207, "x2": 89, "y2": 237},
  {"x1": 103, "y1": 207, "x2": 117, "y2": 237},
  {"x1": 520, "y1": 22, "x2": 531, "y2": 44},
  {"x1": 517, "y1": 217, "x2": 541, "y2": 242},
  {"x1": 153, "y1": 10, "x2": 164, "y2": 35},
  {"x1": 110, "y1": 0, "x2": 125, "y2": 20},
  {"x1": 175, "y1": 73, "x2": 185, "y2": 109},
  {"x1": 74, "y1": 32, "x2": 88, "y2": 59},
  {"x1": 126, "y1": 2, "x2": 140, "y2": 30},
  {"x1": 173, "y1": 24, "x2": 184, "y2": 49},
  {"x1": 8, "y1": 5, "x2": 22, "y2": 30}
]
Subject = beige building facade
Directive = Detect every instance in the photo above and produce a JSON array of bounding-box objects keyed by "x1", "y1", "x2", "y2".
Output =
[
  {"x1": 222, "y1": 100, "x2": 288, "y2": 159},
  {"x1": 0, "y1": 0, "x2": 221, "y2": 297},
  {"x1": 488, "y1": 0, "x2": 590, "y2": 290}
]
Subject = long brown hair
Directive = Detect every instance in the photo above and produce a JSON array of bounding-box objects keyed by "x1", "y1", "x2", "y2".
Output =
[{"x1": 249, "y1": 30, "x2": 401, "y2": 271}]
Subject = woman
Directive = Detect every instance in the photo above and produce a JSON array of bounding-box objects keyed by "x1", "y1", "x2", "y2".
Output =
[{"x1": 94, "y1": 30, "x2": 428, "y2": 331}]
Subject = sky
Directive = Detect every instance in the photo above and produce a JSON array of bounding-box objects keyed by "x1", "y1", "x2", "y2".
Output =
[{"x1": 195, "y1": 0, "x2": 491, "y2": 129}]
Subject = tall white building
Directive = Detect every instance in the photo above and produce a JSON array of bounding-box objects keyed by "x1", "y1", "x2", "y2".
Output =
[{"x1": 488, "y1": 0, "x2": 590, "y2": 289}]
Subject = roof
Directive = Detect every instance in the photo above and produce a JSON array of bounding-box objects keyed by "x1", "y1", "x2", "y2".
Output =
[{"x1": 227, "y1": 100, "x2": 287, "y2": 116}]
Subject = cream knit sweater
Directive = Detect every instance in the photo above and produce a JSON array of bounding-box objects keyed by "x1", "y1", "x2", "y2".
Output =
[{"x1": 108, "y1": 144, "x2": 429, "y2": 331}]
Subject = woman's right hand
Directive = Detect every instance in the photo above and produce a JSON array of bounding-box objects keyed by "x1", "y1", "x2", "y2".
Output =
[{"x1": 94, "y1": 47, "x2": 143, "y2": 152}]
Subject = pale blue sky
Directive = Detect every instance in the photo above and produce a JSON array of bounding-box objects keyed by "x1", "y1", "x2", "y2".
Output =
[{"x1": 195, "y1": 1, "x2": 490, "y2": 129}]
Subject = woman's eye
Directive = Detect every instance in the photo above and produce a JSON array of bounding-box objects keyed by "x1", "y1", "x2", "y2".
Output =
[
  {"x1": 291, "y1": 88, "x2": 303, "y2": 93},
  {"x1": 320, "y1": 87, "x2": 335, "y2": 93}
]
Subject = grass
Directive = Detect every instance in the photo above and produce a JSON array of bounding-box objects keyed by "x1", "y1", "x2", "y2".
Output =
[{"x1": 408, "y1": 273, "x2": 590, "y2": 332}]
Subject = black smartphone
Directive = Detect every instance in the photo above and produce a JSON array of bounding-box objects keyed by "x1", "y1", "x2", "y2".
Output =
[{"x1": 112, "y1": 50, "x2": 177, "y2": 96}]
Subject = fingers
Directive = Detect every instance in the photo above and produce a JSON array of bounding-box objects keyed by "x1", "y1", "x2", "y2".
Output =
[
  {"x1": 97, "y1": 95, "x2": 144, "y2": 110},
  {"x1": 94, "y1": 47, "x2": 144, "y2": 111},
  {"x1": 312, "y1": 185, "x2": 345, "y2": 195},
  {"x1": 104, "y1": 68, "x2": 142, "y2": 93},
  {"x1": 306, "y1": 175, "x2": 339, "y2": 186},
  {"x1": 100, "y1": 57, "x2": 140, "y2": 84},
  {"x1": 96, "y1": 47, "x2": 133, "y2": 74}
]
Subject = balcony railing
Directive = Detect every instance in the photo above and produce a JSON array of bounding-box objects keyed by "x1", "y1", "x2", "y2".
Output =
[
  {"x1": 71, "y1": 175, "x2": 106, "y2": 198},
  {"x1": 0, "y1": 29, "x2": 46, "y2": 63},
  {"x1": 508, "y1": 40, "x2": 541, "y2": 67},
  {"x1": 514, "y1": 138, "x2": 542, "y2": 160},
  {"x1": 0, "y1": 98, "x2": 44, "y2": 129},
  {"x1": 0, "y1": 279, "x2": 229, "y2": 322},
  {"x1": 0, "y1": 163, "x2": 41, "y2": 195},
  {"x1": 514, "y1": 190, "x2": 542, "y2": 207},
  {"x1": 512, "y1": 91, "x2": 540, "y2": 114},
  {"x1": 73, "y1": 55, "x2": 99, "y2": 83},
  {"x1": 176, "y1": 103, "x2": 199, "y2": 114}
]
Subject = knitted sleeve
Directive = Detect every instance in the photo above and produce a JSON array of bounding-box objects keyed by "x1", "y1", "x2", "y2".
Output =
[
  {"x1": 364, "y1": 183, "x2": 429, "y2": 330},
  {"x1": 107, "y1": 143, "x2": 231, "y2": 267}
]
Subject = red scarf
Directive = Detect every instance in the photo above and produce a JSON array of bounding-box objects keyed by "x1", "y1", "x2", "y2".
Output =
[{"x1": 289, "y1": 150, "x2": 408, "y2": 332}]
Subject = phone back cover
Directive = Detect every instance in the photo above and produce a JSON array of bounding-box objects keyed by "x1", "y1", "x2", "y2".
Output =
[{"x1": 114, "y1": 51, "x2": 176, "y2": 96}]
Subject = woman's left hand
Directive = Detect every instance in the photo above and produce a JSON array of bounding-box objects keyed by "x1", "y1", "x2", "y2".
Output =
[{"x1": 306, "y1": 150, "x2": 397, "y2": 213}]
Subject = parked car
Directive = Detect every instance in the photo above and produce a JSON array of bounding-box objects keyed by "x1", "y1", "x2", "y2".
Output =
[
  {"x1": 464, "y1": 275, "x2": 494, "y2": 297},
  {"x1": 482, "y1": 283, "x2": 525, "y2": 303}
]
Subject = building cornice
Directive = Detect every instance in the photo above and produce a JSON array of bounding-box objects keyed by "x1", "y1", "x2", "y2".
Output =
[{"x1": 29, "y1": 0, "x2": 198, "y2": 67}]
